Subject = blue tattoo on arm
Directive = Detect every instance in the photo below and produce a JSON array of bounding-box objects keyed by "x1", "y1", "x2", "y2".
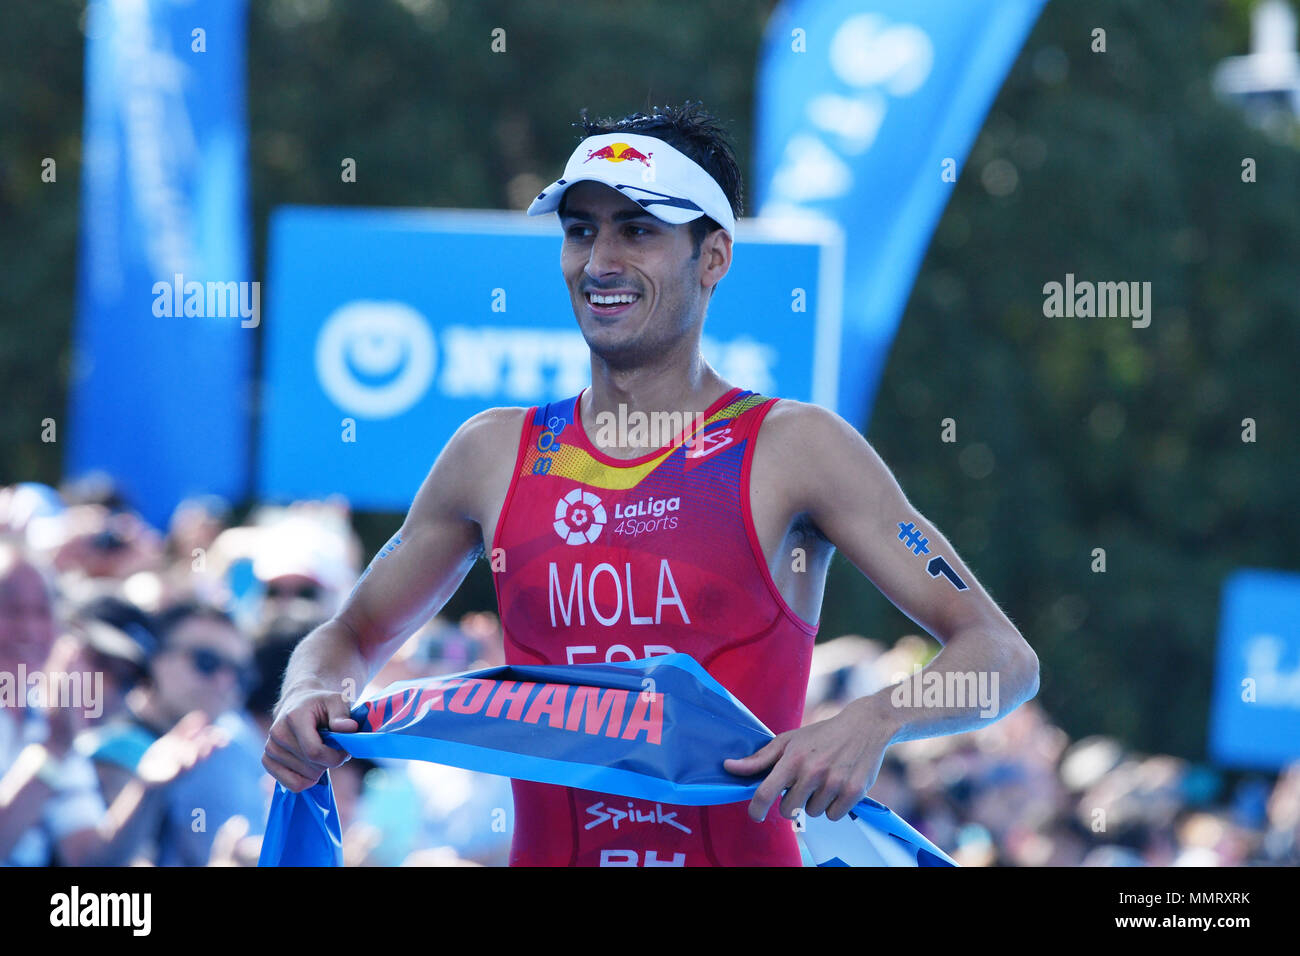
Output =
[
  {"x1": 349, "y1": 533, "x2": 403, "y2": 595},
  {"x1": 896, "y1": 521, "x2": 967, "y2": 591}
]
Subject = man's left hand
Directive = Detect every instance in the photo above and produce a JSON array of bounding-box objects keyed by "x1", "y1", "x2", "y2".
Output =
[{"x1": 723, "y1": 696, "x2": 896, "y2": 823}]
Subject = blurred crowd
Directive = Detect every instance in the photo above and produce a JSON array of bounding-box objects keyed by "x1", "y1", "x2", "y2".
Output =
[
  {"x1": 0, "y1": 477, "x2": 510, "y2": 867},
  {"x1": 806, "y1": 635, "x2": 1300, "y2": 866},
  {"x1": 1, "y1": 477, "x2": 1296, "y2": 867}
]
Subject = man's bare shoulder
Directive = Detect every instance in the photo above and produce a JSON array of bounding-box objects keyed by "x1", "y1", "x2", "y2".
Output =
[
  {"x1": 756, "y1": 398, "x2": 865, "y2": 453},
  {"x1": 448, "y1": 405, "x2": 532, "y2": 483},
  {"x1": 411, "y1": 406, "x2": 530, "y2": 519},
  {"x1": 450, "y1": 405, "x2": 531, "y2": 454},
  {"x1": 753, "y1": 398, "x2": 891, "y2": 507}
]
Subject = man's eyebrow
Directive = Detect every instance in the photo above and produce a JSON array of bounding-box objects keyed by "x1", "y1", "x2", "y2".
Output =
[{"x1": 559, "y1": 207, "x2": 657, "y2": 224}]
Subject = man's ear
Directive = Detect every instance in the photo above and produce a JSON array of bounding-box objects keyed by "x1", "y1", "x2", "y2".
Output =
[{"x1": 699, "y1": 228, "x2": 733, "y2": 293}]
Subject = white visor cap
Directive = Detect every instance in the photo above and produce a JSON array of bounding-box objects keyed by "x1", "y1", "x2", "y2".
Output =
[{"x1": 526, "y1": 132, "x2": 736, "y2": 235}]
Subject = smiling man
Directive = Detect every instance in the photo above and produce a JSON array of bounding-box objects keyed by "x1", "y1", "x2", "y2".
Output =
[{"x1": 264, "y1": 103, "x2": 1039, "y2": 866}]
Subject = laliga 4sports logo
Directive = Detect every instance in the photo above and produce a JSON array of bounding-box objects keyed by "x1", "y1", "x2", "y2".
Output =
[{"x1": 555, "y1": 488, "x2": 607, "y2": 545}]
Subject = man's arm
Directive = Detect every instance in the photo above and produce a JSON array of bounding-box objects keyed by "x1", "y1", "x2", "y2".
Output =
[
  {"x1": 0, "y1": 708, "x2": 227, "y2": 865},
  {"x1": 0, "y1": 744, "x2": 66, "y2": 860},
  {"x1": 262, "y1": 407, "x2": 525, "y2": 792},
  {"x1": 0, "y1": 697, "x2": 95, "y2": 862},
  {"x1": 726, "y1": 401, "x2": 1039, "y2": 821}
]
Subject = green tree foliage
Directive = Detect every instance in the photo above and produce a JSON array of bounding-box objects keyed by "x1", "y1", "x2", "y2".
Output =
[
  {"x1": 0, "y1": 0, "x2": 86, "y2": 481},
  {"x1": 847, "y1": 0, "x2": 1300, "y2": 759}
]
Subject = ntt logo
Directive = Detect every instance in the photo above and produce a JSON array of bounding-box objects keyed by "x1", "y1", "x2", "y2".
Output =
[
  {"x1": 554, "y1": 488, "x2": 606, "y2": 545},
  {"x1": 315, "y1": 301, "x2": 437, "y2": 418}
]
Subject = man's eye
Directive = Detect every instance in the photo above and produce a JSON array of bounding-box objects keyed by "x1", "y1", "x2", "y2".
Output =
[{"x1": 565, "y1": 224, "x2": 650, "y2": 239}]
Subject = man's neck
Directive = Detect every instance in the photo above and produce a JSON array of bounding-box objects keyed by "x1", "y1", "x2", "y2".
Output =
[{"x1": 583, "y1": 346, "x2": 731, "y2": 458}]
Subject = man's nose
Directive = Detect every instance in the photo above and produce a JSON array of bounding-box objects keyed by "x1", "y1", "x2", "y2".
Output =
[{"x1": 584, "y1": 226, "x2": 624, "y2": 280}]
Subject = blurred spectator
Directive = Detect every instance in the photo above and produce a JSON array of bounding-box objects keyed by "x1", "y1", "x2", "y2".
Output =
[
  {"x1": 73, "y1": 595, "x2": 159, "y2": 659},
  {"x1": 1, "y1": 542, "x2": 218, "y2": 866},
  {"x1": 167, "y1": 495, "x2": 232, "y2": 565},
  {"x1": 1263, "y1": 764, "x2": 1300, "y2": 862},
  {"x1": 207, "y1": 502, "x2": 361, "y2": 634},
  {"x1": 59, "y1": 472, "x2": 130, "y2": 514},
  {"x1": 72, "y1": 620, "x2": 148, "y2": 727},
  {"x1": 804, "y1": 634, "x2": 887, "y2": 724},
  {"x1": 0, "y1": 541, "x2": 105, "y2": 865},
  {"x1": 81, "y1": 600, "x2": 269, "y2": 865},
  {"x1": 51, "y1": 504, "x2": 165, "y2": 583},
  {"x1": 799, "y1": 626, "x2": 1300, "y2": 868},
  {"x1": 332, "y1": 757, "x2": 385, "y2": 867},
  {"x1": 246, "y1": 617, "x2": 319, "y2": 737},
  {"x1": 0, "y1": 483, "x2": 67, "y2": 553}
]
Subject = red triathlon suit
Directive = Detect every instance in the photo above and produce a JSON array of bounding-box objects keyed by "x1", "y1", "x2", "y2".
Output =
[{"x1": 491, "y1": 385, "x2": 818, "y2": 866}]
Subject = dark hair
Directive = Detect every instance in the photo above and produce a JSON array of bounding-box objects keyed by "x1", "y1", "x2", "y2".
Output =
[
  {"x1": 60, "y1": 471, "x2": 131, "y2": 513},
  {"x1": 562, "y1": 101, "x2": 744, "y2": 258},
  {"x1": 74, "y1": 595, "x2": 159, "y2": 658},
  {"x1": 151, "y1": 600, "x2": 239, "y2": 652},
  {"x1": 246, "y1": 619, "x2": 317, "y2": 718}
]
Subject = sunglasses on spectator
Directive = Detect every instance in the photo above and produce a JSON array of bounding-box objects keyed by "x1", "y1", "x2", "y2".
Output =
[{"x1": 181, "y1": 646, "x2": 259, "y2": 693}]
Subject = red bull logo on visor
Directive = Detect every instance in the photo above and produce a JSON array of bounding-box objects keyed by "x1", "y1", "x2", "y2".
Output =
[{"x1": 585, "y1": 142, "x2": 654, "y2": 166}]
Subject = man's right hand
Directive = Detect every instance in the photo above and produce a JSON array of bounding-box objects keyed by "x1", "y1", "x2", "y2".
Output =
[{"x1": 262, "y1": 689, "x2": 359, "y2": 792}]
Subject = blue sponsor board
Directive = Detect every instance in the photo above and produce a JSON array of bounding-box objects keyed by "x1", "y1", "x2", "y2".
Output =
[
  {"x1": 1209, "y1": 570, "x2": 1300, "y2": 769},
  {"x1": 260, "y1": 206, "x2": 842, "y2": 509}
]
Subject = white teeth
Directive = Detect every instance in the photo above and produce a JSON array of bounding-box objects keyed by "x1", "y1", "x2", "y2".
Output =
[{"x1": 588, "y1": 293, "x2": 639, "y2": 305}]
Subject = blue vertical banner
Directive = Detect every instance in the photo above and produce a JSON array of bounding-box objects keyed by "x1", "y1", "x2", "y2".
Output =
[
  {"x1": 1209, "y1": 570, "x2": 1300, "y2": 770},
  {"x1": 70, "y1": 0, "x2": 252, "y2": 528},
  {"x1": 753, "y1": 0, "x2": 1046, "y2": 426}
]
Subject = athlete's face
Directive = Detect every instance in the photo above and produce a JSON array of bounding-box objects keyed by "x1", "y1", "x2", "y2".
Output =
[{"x1": 559, "y1": 181, "x2": 730, "y2": 368}]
